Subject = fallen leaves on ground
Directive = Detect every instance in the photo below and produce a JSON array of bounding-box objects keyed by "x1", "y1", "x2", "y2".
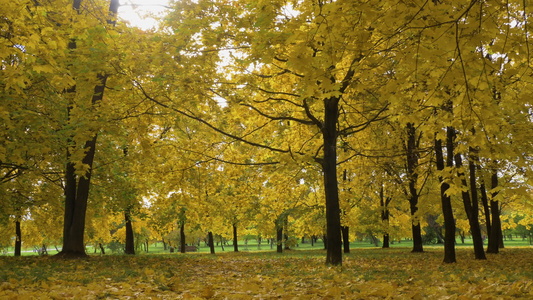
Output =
[{"x1": 0, "y1": 247, "x2": 532, "y2": 299}]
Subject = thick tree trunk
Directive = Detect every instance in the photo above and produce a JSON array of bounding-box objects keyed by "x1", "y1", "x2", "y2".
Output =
[
  {"x1": 232, "y1": 224, "x2": 238, "y2": 252},
  {"x1": 180, "y1": 223, "x2": 186, "y2": 253},
  {"x1": 60, "y1": 138, "x2": 92, "y2": 257},
  {"x1": 208, "y1": 231, "x2": 215, "y2": 254},
  {"x1": 488, "y1": 172, "x2": 502, "y2": 253},
  {"x1": 341, "y1": 226, "x2": 350, "y2": 253},
  {"x1": 435, "y1": 130, "x2": 456, "y2": 263},
  {"x1": 58, "y1": 0, "x2": 119, "y2": 259},
  {"x1": 125, "y1": 210, "x2": 135, "y2": 255},
  {"x1": 454, "y1": 152, "x2": 486, "y2": 260},
  {"x1": 322, "y1": 97, "x2": 342, "y2": 265},
  {"x1": 15, "y1": 219, "x2": 21, "y2": 257},
  {"x1": 406, "y1": 123, "x2": 423, "y2": 253}
]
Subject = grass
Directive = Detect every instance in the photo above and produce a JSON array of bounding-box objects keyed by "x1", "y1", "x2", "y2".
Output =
[
  {"x1": 0, "y1": 247, "x2": 532, "y2": 299},
  {"x1": 2, "y1": 237, "x2": 532, "y2": 256}
]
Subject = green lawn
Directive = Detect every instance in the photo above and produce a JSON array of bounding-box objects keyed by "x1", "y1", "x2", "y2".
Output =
[{"x1": 3, "y1": 237, "x2": 531, "y2": 256}]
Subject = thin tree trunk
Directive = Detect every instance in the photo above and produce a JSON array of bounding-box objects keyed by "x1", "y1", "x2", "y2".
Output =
[
  {"x1": 341, "y1": 170, "x2": 350, "y2": 253},
  {"x1": 468, "y1": 147, "x2": 486, "y2": 259},
  {"x1": 488, "y1": 171, "x2": 503, "y2": 253},
  {"x1": 180, "y1": 223, "x2": 186, "y2": 253},
  {"x1": 454, "y1": 152, "x2": 486, "y2": 260},
  {"x1": 406, "y1": 123, "x2": 423, "y2": 252},
  {"x1": 480, "y1": 182, "x2": 492, "y2": 238},
  {"x1": 208, "y1": 231, "x2": 215, "y2": 254},
  {"x1": 341, "y1": 226, "x2": 350, "y2": 253},
  {"x1": 435, "y1": 128, "x2": 456, "y2": 263},
  {"x1": 99, "y1": 243, "x2": 105, "y2": 254},
  {"x1": 380, "y1": 185, "x2": 392, "y2": 249},
  {"x1": 15, "y1": 219, "x2": 21, "y2": 257},
  {"x1": 125, "y1": 210, "x2": 135, "y2": 255},
  {"x1": 232, "y1": 224, "x2": 238, "y2": 252}
]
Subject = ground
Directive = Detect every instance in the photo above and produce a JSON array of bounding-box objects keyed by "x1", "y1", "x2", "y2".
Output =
[{"x1": 1, "y1": 247, "x2": 532, "y2": 299}]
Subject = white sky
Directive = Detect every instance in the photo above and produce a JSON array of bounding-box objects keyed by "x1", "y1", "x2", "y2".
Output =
[{"x1": 118, "y1": 0, "x2": 170, "y2": 30}]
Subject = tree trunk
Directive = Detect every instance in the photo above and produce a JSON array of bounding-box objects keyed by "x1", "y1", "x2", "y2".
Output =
[
  {"x1": 467, "y1": 148, "x2": 486, "y2": 260},
  {"x1": 454, "y1": 152, "x2": 486, "y2": 260},
  {"x1": 220, "y1": 236, "x2": 225, "y2": 251},
  {"x1": 125, "y1": 210, "x2": 135, "y2": 255},
  {"x1": 58, "y1": 0, "x2": 119, "y2": 259},
  {"x1": 380, "y1": 185, "x2": 392, "y2": 249},
  {"x1": 406, "y1": 123, "x2": 423, "y2": 253},
  {"x1": 487, "y1": 171, "x2": 503, "y2": 253},
  {"x1": 435, "y1": 129, "x2": 456, "y2": 263},
  {"x1": 162, "y1": 238, "x2": 167, "y2": 251},
  {"x1": 99, "y1": 243, "x2": 105, "y2": 254},
  {"x1": 276, "y1": 226, "x2": 283, "y2": 253},
  {"x1": 322, "y1": 97, "x2": 342, "y2": 265},
  {"x1": 284, "y1": 218, "x2": 290, "y2": 250},
  {"x1": 208, "y1": 231, "x2": 215, "y2": 254},
  {"x1": 180, "y1": 223, "x2": 186, "y2": 253},
  {"x1": 370, "y1": 234, "x2": 379, "y2": 247},
  {"x1": 480, "y1": 182, "x2": 492, "y2": 238},
  {"x1": 232, "y1": 224, "x2": 238, "y2": 252},
  {"x1": 15, "y1": 219, "x2": 21, "y2": 257},
  {"x1": 341, "y1": 226, "x2": 350, "y2": 253}
]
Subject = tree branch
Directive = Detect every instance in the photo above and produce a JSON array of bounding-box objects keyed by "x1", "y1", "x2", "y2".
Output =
[
  {"x1": 241, "y1": 103, "x2": 316, "y2": 126},
  {"x1": 133, "y1": 80, "x2": 290, "y2": 154}
]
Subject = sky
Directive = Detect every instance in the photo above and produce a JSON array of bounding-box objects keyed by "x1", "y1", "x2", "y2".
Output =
[{"x1": 117, "y1": 0, "x2": 170, "y2": 30}]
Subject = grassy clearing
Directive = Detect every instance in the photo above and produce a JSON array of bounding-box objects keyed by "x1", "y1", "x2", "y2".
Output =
[
  {"x1": 3, "y1": 237, "x2": 532, "y2": 256},
  {"x1": 3, "y1": 236, "x2": 532, "y2": 258},
  {"x1": 1, "y1": 246, "x2": 532, "y2": 299}
]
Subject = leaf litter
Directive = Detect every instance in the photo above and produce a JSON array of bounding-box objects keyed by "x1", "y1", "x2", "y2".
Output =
[{"x1": 0, "y1": 248, "x2": 532, "y2": 299}]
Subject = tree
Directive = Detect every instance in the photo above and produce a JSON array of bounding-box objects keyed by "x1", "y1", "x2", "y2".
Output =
[{"x1": 57, "y1": 0, "x2": 120, "y2": 258}]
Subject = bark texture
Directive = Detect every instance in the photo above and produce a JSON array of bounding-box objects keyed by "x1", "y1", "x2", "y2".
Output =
[{"x1": 434, "y1": 128, "x2": 456, "y2": 263}]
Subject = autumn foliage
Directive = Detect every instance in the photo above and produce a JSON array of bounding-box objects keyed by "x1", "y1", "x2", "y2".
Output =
[{"x1": 2, "y1": 0, "x2": 533, "y2": 274}]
